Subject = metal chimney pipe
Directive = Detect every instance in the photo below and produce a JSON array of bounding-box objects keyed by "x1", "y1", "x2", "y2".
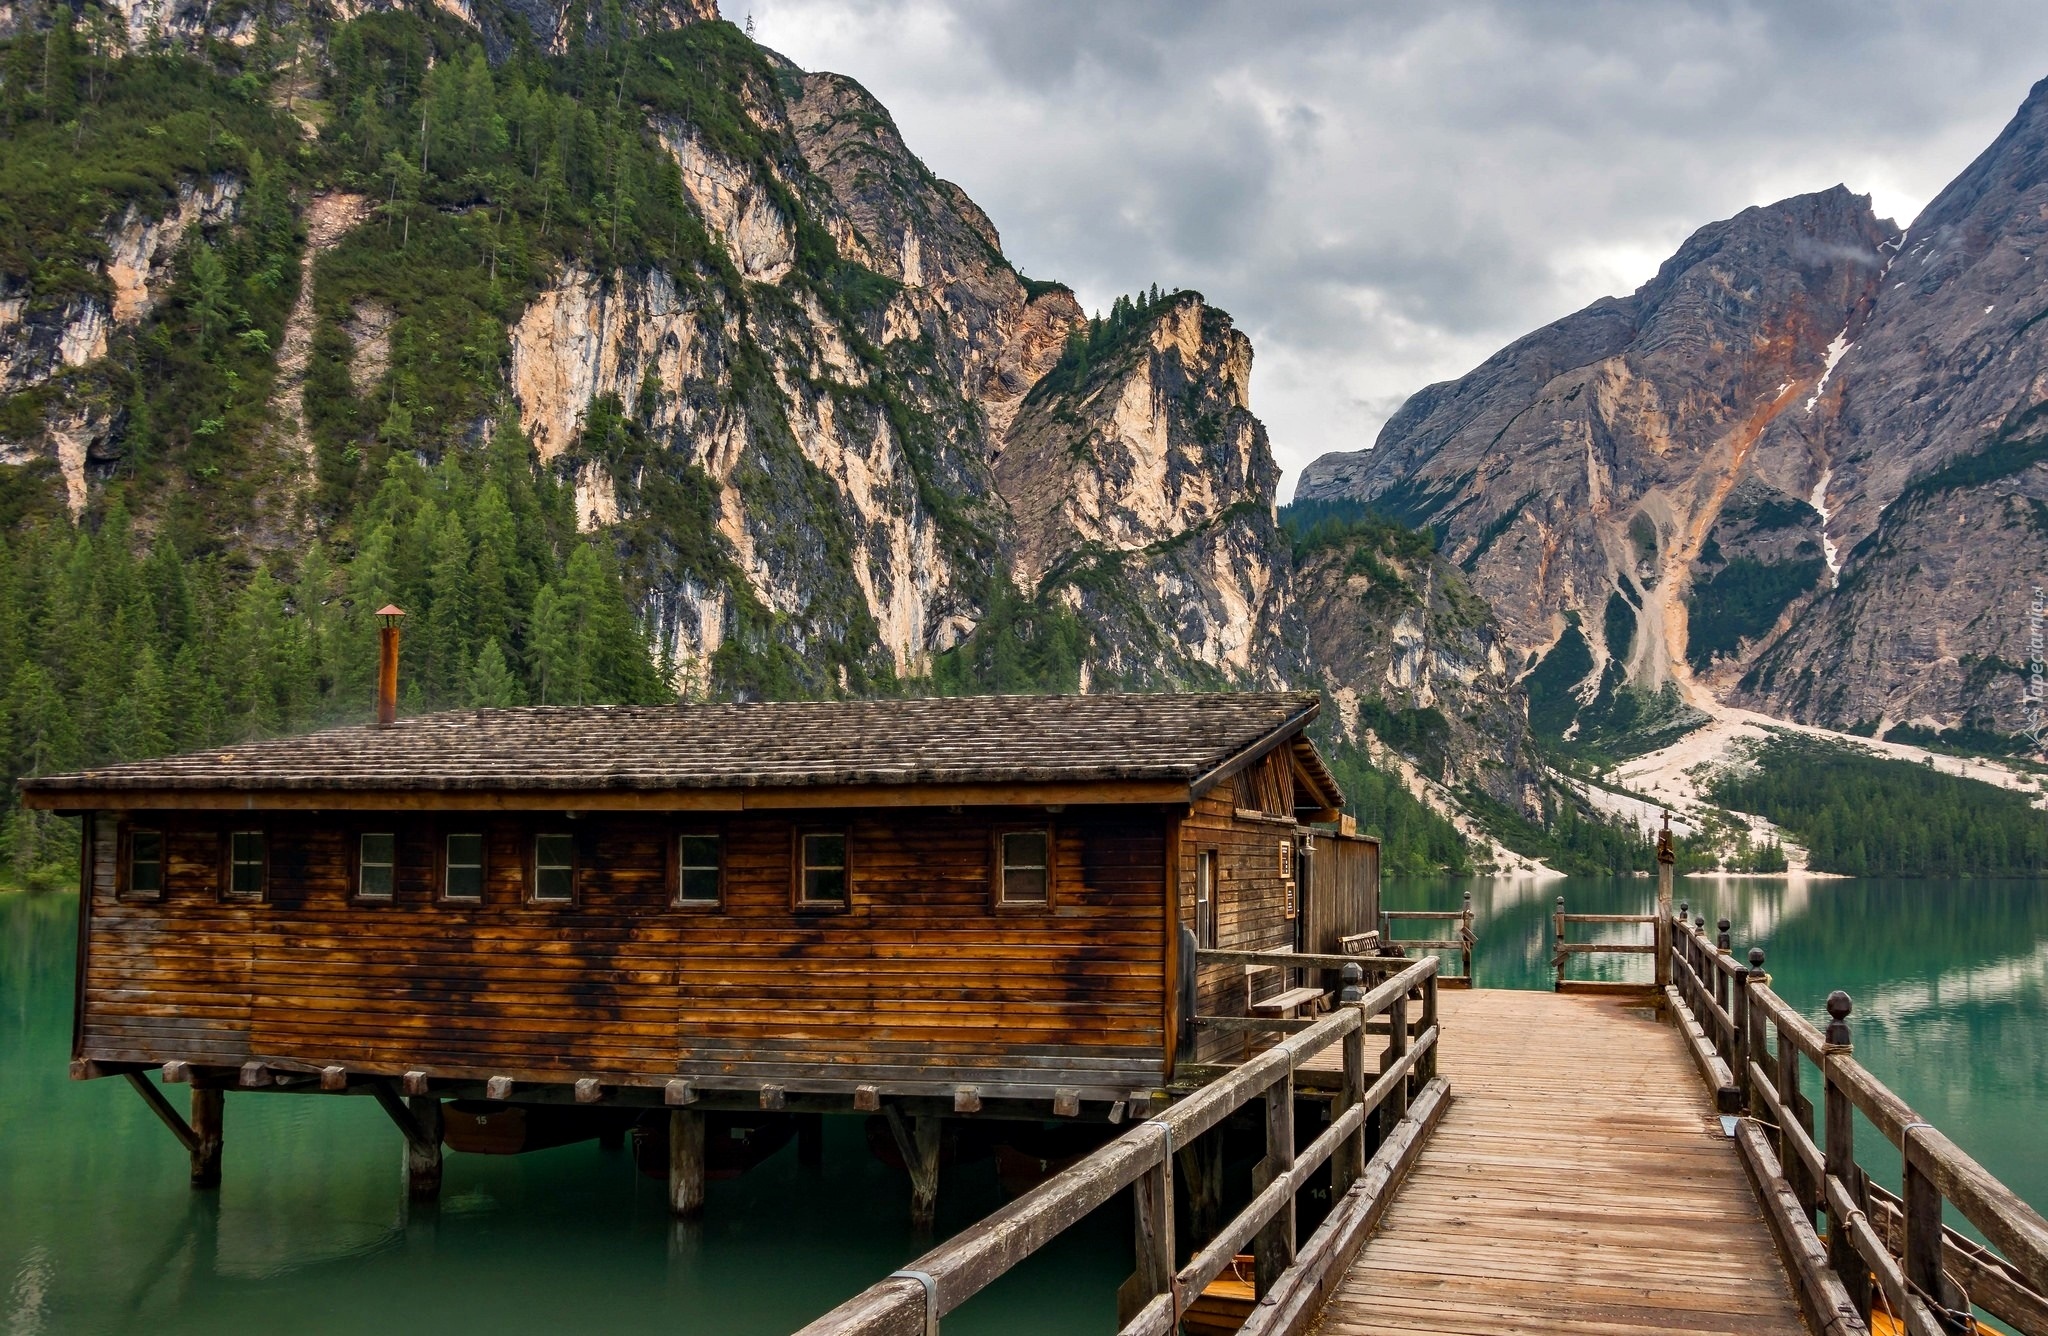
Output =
[{"x1": 376, "y1": 606, "x2": 405, "y2": 727}]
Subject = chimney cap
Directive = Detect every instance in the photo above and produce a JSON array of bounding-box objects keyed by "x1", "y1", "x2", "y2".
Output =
[{"x1": 377, "y1": 604, "x2": 406, "y2": 620}]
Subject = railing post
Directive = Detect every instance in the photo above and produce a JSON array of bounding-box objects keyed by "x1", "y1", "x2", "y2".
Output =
[
  {"x1": 1552, "y1": 895, "x2": 1566, "y2": 991},
  {"x1": 1714, "y1": 919, "x2": 1732, "y2": 1048},
  {"x1": 1741, "y1": 948, "x2": 1768, "y2": 1116},
  {"x1": 1731, "y1": 950, "x2": 1752, "y2": 1110},
  {"x1": 1655, "y1": 821, "x2": 1674, "y2": 990},
  {"x1": 1253, "y1": 1068, "x2": 1296, "y2": 1295},
  {"x1": 1384, "y1": 980, "x2": 1410, "y2": 1124},
  {"x1": 1822, "y1": 990, "x2": 1872, "y2": 1322},
  {"x1": 1777, "y1": 1000, "x2": 1817, "y2": 1225},
  {"x1": 1460, "y1": 890, "x2": 1474, "y2": 982},
  {"x1": 1902, "y1": 1129, "x2": 1952, "y2": 1314},
  {"x1": 1419, "y1": 969, "x2": 1439, "y2": 1084},
  {"x1": 1334, "y1": 963, "x2": 1365, "y2": 1196},
  {"x1": 1124, "y1": 1150, "x2": 1175, "y2": 1326}
]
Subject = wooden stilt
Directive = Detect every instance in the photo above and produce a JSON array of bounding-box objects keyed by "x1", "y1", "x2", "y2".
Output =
[
  {"x1": 669, "y1": 1108, "x2": 706, "y2": 1219},
  {"x1": 189, "y1": 1089, "x2": 223, "y2": 1188},
  {"x1": 406, "y1": 1096, "x2": 443, "y2": 1200},
  {"x1": 885, "y1": 1108, "x2": 943, "y2": 1229},
  {"x1": 796, "y1": 1112, "x2": 824, "y2": 1167}
]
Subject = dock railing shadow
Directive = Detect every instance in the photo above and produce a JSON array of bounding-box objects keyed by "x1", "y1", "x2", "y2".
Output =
[
  {"x1": 1665, "y1": 911, "x2": 2048, "y2": 1336},
  {"x1": 793, "y1": 956, "x2": 1447, "y2": 1336}
]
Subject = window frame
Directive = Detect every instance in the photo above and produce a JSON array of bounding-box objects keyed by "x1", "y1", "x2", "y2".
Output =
[
  {"x1": 1194, "y1": 848, "x2": 1218, "y2": 949},
  {"x1": 354, "y1": 830, "x2": 398, "y2": 903},
  {"x1": 440, "y1": 829, "x2": 488, "y2": 904},
  {"x1": 791, "y1": 827, "x2": 851, "y2": 913},
  {"x1": 991, "y1": 824, "x2": 1055, "y2": 909},
  {"x1": 672, "y1": 828, "x2": 725, "y2": 911},
  {"x1": 530, "y1": 831, "x2": 578, "y2": 905},
  {"x1": 222, "y1": 829, "x2": 267, "y2": 903},
  {"x1": 121, "y1": 824, "x2": 165, "y2": 902}
]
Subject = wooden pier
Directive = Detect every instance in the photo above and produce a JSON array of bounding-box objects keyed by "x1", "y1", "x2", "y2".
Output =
[
  {"x1": 1306, "y1": 988, "x2": 1807, "y2": 1335},
  {"x1": 802, "y1": 893, "x2": 2048, "y2": 1336}
]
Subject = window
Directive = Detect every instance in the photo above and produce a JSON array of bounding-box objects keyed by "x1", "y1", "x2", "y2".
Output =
[
  {"x1": 797, "y1": 831, "x2": 847, "y2": 908},
  {"x1": 997, "y1": 829, "x2": 1050, "y2": 906},
  {"x1": 677, "y1": 834, "x2": 722, "y2": 906},
  {"x1": 127, "y1": 829, "x2": 163, "y2": 900},
  {"x1": 533, "y1": 833, "x2": 575, "y2": 903},
  {"x1": 1194, "y1": 850, "x2": 1217, "y2": 949},
  {"x1": 357, "y1": 833, "x2": 396, "y2": 901},
  {"x1": 444, "y1": 833, "x2": 485, "y2": 901},
  {"x1": 226, "y1": 831, "x2": 266, "y2": 901}
]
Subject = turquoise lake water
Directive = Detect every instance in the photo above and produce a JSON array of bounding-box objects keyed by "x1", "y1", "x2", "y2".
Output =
[{"x1": 3, "y1": 879, "x2": 2043, "y2": 1332}]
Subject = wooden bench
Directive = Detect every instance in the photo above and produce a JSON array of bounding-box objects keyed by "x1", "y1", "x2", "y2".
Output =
[{"x1": 1246, "y1": 956, "x2": 1327, "y2": 1019}]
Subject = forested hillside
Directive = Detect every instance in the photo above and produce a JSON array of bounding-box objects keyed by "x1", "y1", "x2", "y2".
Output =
[{"x1": 0, "y1": 1, "x2": 1497, "y2": 883}]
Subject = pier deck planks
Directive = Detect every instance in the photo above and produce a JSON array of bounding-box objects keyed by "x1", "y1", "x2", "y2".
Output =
[{"x1": 1307, "y1": 988, "x2": 1809, "y2": 1335}]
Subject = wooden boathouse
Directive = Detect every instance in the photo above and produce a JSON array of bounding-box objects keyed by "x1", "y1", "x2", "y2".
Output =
[{"x1": 22, "y1": 688, "x2": 1382, "y2": 1222}]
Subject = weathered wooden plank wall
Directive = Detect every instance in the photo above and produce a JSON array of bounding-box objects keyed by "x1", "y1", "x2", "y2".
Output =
[
  {"x1": 77, "y1": 807, "x2": 1170, "y2": 1095},
  {"x1": 1179, "y1": 763, "x2": 1304, "y2": 1065}
]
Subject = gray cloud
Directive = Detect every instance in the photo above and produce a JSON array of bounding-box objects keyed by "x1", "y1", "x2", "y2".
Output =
[{"x1": 740, "y1": 0, "x2": 2048, "y2": 494}]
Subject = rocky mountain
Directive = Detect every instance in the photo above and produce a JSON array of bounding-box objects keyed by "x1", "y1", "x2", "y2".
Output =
[
  {"x1": 0, "y1": 0, "x2": 1301, "y2": 713},
  {"x1": 1300, "y1": 78, "x2": 2048, "y2": 747}
]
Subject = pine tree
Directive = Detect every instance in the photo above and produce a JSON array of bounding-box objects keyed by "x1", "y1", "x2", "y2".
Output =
[{"x1": 465, "y1": 637, "x2": 523, "y2": 707}]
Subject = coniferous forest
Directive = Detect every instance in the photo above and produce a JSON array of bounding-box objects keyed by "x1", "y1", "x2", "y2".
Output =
[{"x1": 1710, "y1": 740, "x2": 2048, "y2": 877}]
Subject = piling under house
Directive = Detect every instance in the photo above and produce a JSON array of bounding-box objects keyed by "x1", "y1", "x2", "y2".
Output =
[{"x1": 22, "y1": 687, "x2": 1377, "y2": 1221}]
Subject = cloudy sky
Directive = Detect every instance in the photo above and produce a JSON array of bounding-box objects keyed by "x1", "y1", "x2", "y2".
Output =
[{"x1": 741, "y1": 1, "x2": 2048, "y2": 497}]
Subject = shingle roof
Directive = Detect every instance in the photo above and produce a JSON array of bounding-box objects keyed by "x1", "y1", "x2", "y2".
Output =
[{"x1": 21, "y1": 691, "x2": 1329, "y2": 799}]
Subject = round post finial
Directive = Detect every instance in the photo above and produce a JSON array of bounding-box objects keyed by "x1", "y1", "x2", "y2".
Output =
[
  {"x1": 1679, "y1": 901, "x2": 1689, "y2": 920},
  {"x1": 1694, "y1": 914, "x2": 1706, "y2": 930},
  {"x1": 1717, "y1": 918, "x2": 1731, "y2": 950},
  {"x1": 1748, "y1": 947, "x2": 1765, "y2": 968},
  {"x1": 1824, "y1": 990, "x2": 1853, "y2": 1048},
  {"x1": 1340, "y1": 961, "x2": 1363, "y2": 1004}
]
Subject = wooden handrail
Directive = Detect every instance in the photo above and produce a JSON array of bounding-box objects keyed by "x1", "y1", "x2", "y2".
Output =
[
  {"x1": 1659, "y1": 923, "x2": 2048, "y2": 1336},
  {"x1": 1549, "y1": 895, "x2": 1663, "y2": 990},
  {"x1": 794, "y1": 956, "x2": 1445, "y2": 1336},
  {"x1": 1378, "y1": 892, "x2": 1476, "y2": 982}
]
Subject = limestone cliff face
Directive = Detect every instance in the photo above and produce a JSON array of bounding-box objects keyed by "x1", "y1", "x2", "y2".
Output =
[
  {"x1": 0, "y1": 174, "x2": 242, "y2": 513},
  {"x1": 1297, "y1": 186, "x2": 1896, "y2": 730},
  {"x1": 998, "y1": 296, "x2": 1305, "y2": 686}
]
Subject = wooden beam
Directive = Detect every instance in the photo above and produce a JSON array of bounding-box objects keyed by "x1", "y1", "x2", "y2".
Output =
[
  {"x1": 239, "y1": 1062, "x2": 268, "y2": 1089},
  {"x1": 321, "y1": 1065, "x2": 348, "y2": 1092},
  {"x1": 852, "y1": 1084, "x2": 879, "y2": 1112},
  {"x1": 402, "y1": 1070, "x2": 431, "y2": 1096},
  {"x1": 574, "y1": 1078, "x2": 603, "y2": 1104},
  {"x1": 162, "y1": 1061, "x2": 191, "y2": 1084},
  {"x1": 122, "y1": 1072, "x2": 198, "y2": 1155},
  {"x1": 486, "y1": 1075, "x2": 513, "y2": 1101},
  {"x1": 953, "y1": 1087, "x2": 981, "y2": 1114},
  {"x1": 760, "y1": 1085, "x2": 787, "y2": 1111},
  {"x1": 1052, "y1": 1090, "x2": 1079, "y2": 1118},
  {"x1": 666, "y1": 1079, "x2": 698, "y2": 1106}
]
